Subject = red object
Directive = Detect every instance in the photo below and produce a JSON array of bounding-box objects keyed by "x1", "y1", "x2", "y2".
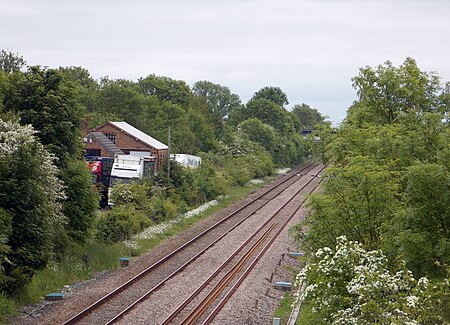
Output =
[{"x1": 87, "y1": 161, "x2": 102, "y2": 174}]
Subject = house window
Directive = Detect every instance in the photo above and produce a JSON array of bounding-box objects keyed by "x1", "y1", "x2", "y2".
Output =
[{"x1": 103, "y1": 132, "x2": 117, "y2": 144}]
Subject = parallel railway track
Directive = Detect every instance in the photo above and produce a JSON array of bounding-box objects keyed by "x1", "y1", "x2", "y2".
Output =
[
  {"x1": 62, "y1": 163, "x2": 320, "y2": 325},
  {"x1": 162, "y1": 164, "x2": 324, "y2": 324}
]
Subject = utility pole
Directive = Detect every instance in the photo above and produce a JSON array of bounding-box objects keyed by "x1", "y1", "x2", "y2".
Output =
[{"x1": 167, "y1": 125, "x2": 171, "y2": 179}]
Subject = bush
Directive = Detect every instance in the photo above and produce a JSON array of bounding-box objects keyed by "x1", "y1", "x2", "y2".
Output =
[
  {"x1": 96, "y1": 206, "x2": 152, "y2": 243},
  {"x1": 294, "y1": 236, "x2": 450, "y2": 324}
]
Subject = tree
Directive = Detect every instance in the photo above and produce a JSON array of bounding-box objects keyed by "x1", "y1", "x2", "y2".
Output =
[
  {"x1": 230, "y1": 98, "x2": 295, "y2": 135},
  {"x1": 0, "y1": 119, "x2": 65, "y2": 293},
  {"x1": 59, "y1": 160, "x2": 99, "y2": 244},
  {"x1": 349, "y1": 57, "x2": 442, "y2": 125},
  {"x1": 58, "y1": 66, "x2": 99, "y2": 113},
  {"x1": 238, "y1": 118, "x2": 278, "y2": 156},
  {"x1": 388, "y1": 163, "x2": 450, "y2": 278},
  {"x1": 192, "y1": 80, "x2": 241, "y2": 119},
  {"x1": 137, "y1": 74, "x2": 192, "y2": 108},
  {"x1": 251, "y1": 86, "x2": 289, "y2": 107},
  {"x1": 291, "y1": 103, "x2": 325, "y2": 131},
  {"x1": 2, "y1": 66, "x2": 99, "y2": 251},
  {"x1": 95, "y1": 79, "x2": 146, "y2": 129},
  {"x1": 296, "y1": 156, "x2": 399, "y2": 253},
  {"x1": 4, "y1": 66, "x2": 83, "y2": 165},
  {"x1": 0, "y1": 50, "x2": 26, "y2": 74}
]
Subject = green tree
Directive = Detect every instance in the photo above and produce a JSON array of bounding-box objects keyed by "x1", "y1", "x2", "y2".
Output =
[
  {"x1": 192, "y1": 80, "x2": 241, "y2": 119},
  {"x1": 230, "y1": 98, "x2": 294, "y2": 135},
  {"x1": 0, "y1": 119, "x2": 65, "y2": 293},
  {"x1": 251, "y1": 86, "x2": 289, "y2": 107},
  {"x1": 58, "y1": 66, "x2": 99, "y2": 114},
  {"x1": 59, "y1": 160, "x2": 99, "y2": 244},
  {"x1": 388, "y1": 163, "x2": 450, "y2": 278},
  {"x1": 0, "y1": 50, "x2": 26, "y2": 74},
  {"x1": 296, "y1": 156, "x2": 399, "y2": 253},
  {"x1": 137, "y1": 74, "x2": 192, "y2": 108},
  {"x1": 238, "y1": 118, "x2": 278, "y2": 156},
  {"x1": 291, "y1": 103, "x2": 325, "y2": 131},
  {"x1": 4, "y1": 66, "x2": 83, "y2": 165},
  {"x1": 2, "y1": 66, "x2": 99, "y2": 254},
  {"x1": 95, "y1": 78, "x2": 146, "y2": 129},
  {"x1": 349, "y1": 57, "x2": 442, "y2": 125}
]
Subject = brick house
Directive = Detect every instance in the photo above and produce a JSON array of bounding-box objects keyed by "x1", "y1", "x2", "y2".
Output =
[{"x1": 85, "y1": 121, "x2": 168, "y2": 170}]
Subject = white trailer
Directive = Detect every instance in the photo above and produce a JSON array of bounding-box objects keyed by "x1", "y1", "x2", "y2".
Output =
[{"x1": 108, "y1": 154, "x2": 155, "y2": 205}]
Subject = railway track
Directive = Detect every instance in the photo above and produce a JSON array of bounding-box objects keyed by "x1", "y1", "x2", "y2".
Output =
[
  {"x1": 62, "y1": 163, "x2": 320, "y2": 325},
  {"x1": 161, "y1": 164, "x2": 324, "y2": 324}
]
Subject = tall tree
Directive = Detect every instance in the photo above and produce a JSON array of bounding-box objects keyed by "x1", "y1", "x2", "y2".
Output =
[
  {"x1": 251, "y1": 86, "x2": 289, "y2": 107},
  {"x1": 231, "y1": 98, "x2": 294, "y2": 135},
  {"x1": 4, "y1": 66, "x2": 83, "y2": 165},
  {"x1": 137, "y1": 74, "x2": 192, "y2": 108},
  {"x1": 0, "y1": 119, "x2": 65, "y2": 293},
  {"x1": 192, "y1": 80, "x2": 241, "y2": 119},
  {"x1": 2, "y1": 66, "x2": 98, "y2": 246},
  {"x1": 291, "y1": 103, "x2": 325, "y2": 130},
  {"x1": 0, "y1": 50, "x2": 26, "y2": 74},
  {"x1": 350, "y1": 57, "x2": 442, "y2": 125}
]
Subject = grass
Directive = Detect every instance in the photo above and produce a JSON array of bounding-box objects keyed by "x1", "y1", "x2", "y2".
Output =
[
  {"x1": 273, "y1": 292, "x2": 294, "y2": 323},
  {"x1": 2, "y1": 174, "x2": 278, "y2": 323},
  {"x1": 126, "y1": 178, "x2": 277, "y2": 256},
  {"x1": 14, "y1": 241, "x2": 128, "y2": 304},
  {"x1": 295, "y1": 302, "x2": 318, "y2": 324}
]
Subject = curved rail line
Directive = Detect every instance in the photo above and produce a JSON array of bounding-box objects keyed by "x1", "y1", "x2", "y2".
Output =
[
  {"x1": 161, "y1": 164, "x2": 324, "y2": 324},
  {"x1": 62, "y1": 163, "x2": 316, "y2": 325}
]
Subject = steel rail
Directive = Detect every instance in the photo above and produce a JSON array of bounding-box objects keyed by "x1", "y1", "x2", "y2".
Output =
[
  {"x1": 182, "y1": 224, "x2": 278, "y2": 325},
  {"x1": 203, "y1": 174, "x2": 324, "y2": 324},
  {"x1": 62, "y1": 163, "x2": 314, "y2": 325},
  {"x1": 161, "y1": 164, "x2": 324, "y2": 324}
]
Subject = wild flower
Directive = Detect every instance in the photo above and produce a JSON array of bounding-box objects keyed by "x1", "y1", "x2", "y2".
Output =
[{"x1": 293, "y1": 236, "x2": 448, "y2": 324}]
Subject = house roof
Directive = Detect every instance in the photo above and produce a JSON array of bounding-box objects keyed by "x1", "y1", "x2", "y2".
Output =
[
  {"x1": 87, "y1": 132, "x2": 125, "y2": 156},
  {"x1": 109, "y1": 122, "x2": 168, "y2": 150}
]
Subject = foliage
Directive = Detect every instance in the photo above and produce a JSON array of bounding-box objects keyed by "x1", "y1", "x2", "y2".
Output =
[
  {"x1": 0, "y1": 50, "x2": 26, "y2": 74},
  {"x1": 238, "y1": 118, "x2": 278, "y2": 156},
  {"x1": 294, "y1": 236, "x2": 450, "y2": 324},
  {"x1": 137, "y1": 74, "x2": 192, "y2": 108},
  {"x1": 59, "y1": 159, "x2": 99, "y2": 244},
  {"x1": 109, "y1": 182, "x2": 153, "y2": 216},
  {"x1": 96, "y1": 205, "x2": 152, "y2": 243},
  {"x1": 292, "y1": 103, "x2": 325, "y2": 131},
  {"x1": 192, "y1": 80, "x2": 241, "y2": 120},
  {"x1": 4, "y1": 66, "x2": 83, "y2": 166},
  {"x1": 295, "y1": 59, "x2": 449, "y2": 282},
  {"x1": 251, "y1": 86, "x2": 289, "y2": 107},
  {"x1": 387, "y1": 163, "x2": 450, "y2": 278},
  {"x1": 231, "y1": 98, "x2": 295, "y2": 135},
  {"x1": 0, "y1": 119, "x2": 65, "y2": 294},
  {"x1": 349, "y1": 57, "x2": 443, "y2": 125},
  {"x1": 296, "y1": 156, "x2": 400, "y2": 253}
]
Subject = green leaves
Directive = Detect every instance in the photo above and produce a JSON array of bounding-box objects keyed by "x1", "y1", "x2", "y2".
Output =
[
  {"x1": 294, "y1": 237, "x2": 450, "y2": 324},
  {"x1": 0, "y1": 119, "x2": 65, "y2": 293},
  {"x1": 350, "y1": 57, "x2": 444, "y2": 125}
]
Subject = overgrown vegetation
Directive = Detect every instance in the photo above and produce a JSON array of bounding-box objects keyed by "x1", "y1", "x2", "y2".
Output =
[
  {"x1": 291, "y1": 58, "x2": 450, "y2": 323},
  {"x1": 0, "y1": 50, "x2": 321, "y2": 322}
]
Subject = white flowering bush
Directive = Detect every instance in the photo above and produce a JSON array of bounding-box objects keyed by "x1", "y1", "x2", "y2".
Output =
[
  {"x1": 0, "y1": 119, "x2": 66, "y2": 293},
  {"x1": 293, "y1": 236, "x2": 449, "y2": 324}
]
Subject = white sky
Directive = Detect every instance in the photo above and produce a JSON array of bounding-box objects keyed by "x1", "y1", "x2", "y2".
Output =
[{"x1": 1, "y1": 0, "x2": 450, "y2": 123}]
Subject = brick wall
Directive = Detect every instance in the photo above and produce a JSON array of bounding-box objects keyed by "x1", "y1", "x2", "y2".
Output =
[{"x1": 89, "y1": 123, "x2": 168, "y2": 170}]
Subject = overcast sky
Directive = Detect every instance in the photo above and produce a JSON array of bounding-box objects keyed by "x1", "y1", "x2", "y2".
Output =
[{"x1": 1, "y1": 0, "x2": 450, "y2": 123}]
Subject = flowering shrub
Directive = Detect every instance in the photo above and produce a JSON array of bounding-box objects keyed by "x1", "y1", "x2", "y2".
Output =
[{"x1": 293, "y1": 236, "x2": 449, "y2": 324}]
